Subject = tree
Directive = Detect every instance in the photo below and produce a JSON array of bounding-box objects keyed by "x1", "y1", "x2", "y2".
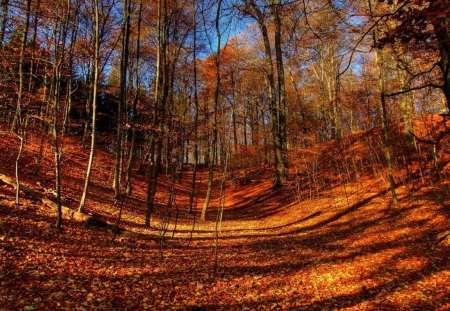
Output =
[
  {"x1": 188, "y1": 0, "x2": 199, "y2": 213},
  {"x1": 125, "y1": 0, "x2": 143, "y2": 195},
  {"x1": 431, "y1": 0, "x2": 450, "y2": 109},
  {"x1": 201, "y1": 0, "x2": 223, "y2": 220},
  {"x1": 380, "y1": 0, "x2": 450, "y2": 110},
  {"x1": 113, "y1": 0, "x2": 132, "y2": 199},
  {"x1": 0, "y1": 0, "x2": 9, "y2": 48},
  {"x1": 241, "y1": 0, "x2": 287, "y2": 188},
  {"x1": 368, "y1": 0, "x2": 398, "y2": 205},
  {"x1": 51, "y1": 0, "x2": 74, "y2": 229},
  {"x1": 79, "y1": 0, "x2": 101, "y2": 213},
  {"x1": 146, "y1": 0, "x2": 170, "y2": 227},
  {"x1": 272, "y1": 0, "x2": 288, "y2": 167},
  {"x1": 11, "y1": 0, "x2": 32, "y2": 133}
]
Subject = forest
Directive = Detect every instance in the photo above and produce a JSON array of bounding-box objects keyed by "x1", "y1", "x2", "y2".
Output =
[{"x1": 0, "y1": 0, "x2": 449, "y2": 309}]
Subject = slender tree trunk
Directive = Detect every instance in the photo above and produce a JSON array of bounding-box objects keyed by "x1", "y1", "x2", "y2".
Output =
[
  {"x1": 390, "y1": 0, "x2": 414, "y2": 140},
  {"x1": 188, "y1": 0, "x2": 199, "y2": 214},
  {"x1": 125, "y1": 0, "x2": 142, "y2": 195},
  {"x1": 374, "y1": 32, "x2": 398, "y2": 206},
  {"x1": 82, "y1": 71, "x2": 93, "y2": 148},
  {"x1": 272, "y1": 0, "x2": 288, "y2": 170},
  {"x1": 243, "y1": 108, "x2": 248, "y2": 146},
  {"x1": 366, "y1": 0, "x2": 397, "y2": 205},
  {"x1": 34, "y1": 52, "x2": 51, "y2": 175},
  {"x1": 79, "y1": 0, "x2": 100, "y2": 213},
  {"x1": 214, "y1": 145, "x2": 229, "y2": 273},
  {"x1": 201, "y1": 0, "x2": 222, "y2": 221},
  {"x1": 27, "y1": 0, "x2": 40, "y2": 94},
  {"x1": 430, "y1": 0, "x2": 450, "y2": 110},
  {"x1": 146, "y1": 0, "x2": 168, "y2": 226},
  {"x1": 15, "y1": 134, "x2": 24, "y2": 205},
  {"x1": 156, "y1": 0, "x2": 169, "y2": 176},
  {"x1": 398, "y1": 54, "x2": 414, "y2": 138},
  {"x1": 145, "y1": 137, "x2": 156, "y2": 226},
  {"x1": 53, "y1": 0, "x2": 71, "y2": 229},
  {"x1": 53, "y1": 89, "x2": 63, "y2": 230},
  {"x1": 63, "y1": 1, "x2": 79, "y2": 138},
  {"x1": 231, "y1": 72, "x2": 238, "y2": 152},
  {"x1": 114, "y1": 0, "x2": 132, "y2": 199},
  {"x1": 249, "y1": 0, "x2": 284, "y2": 187},
  {"x1": 11, "y1": 0, "x2": 32, "y2": 133},
  {"x1": 0, "y1": 0, "x2": 9, "y2": 48}
]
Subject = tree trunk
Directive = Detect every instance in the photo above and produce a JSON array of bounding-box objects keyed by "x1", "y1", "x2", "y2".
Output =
[
  {"x1": 27, "y1": 0, "x2": 40, "y2": 94},
  {"x1": 374, "y1": 32, "x2": 398, "y2": 206},
  {"x1": 201, "y1": 0, "x2": 222, "y2": 221},
  {"x1": 125, "y1": 0, "x2": 142, "y2": 195},
  {"x1": 15, "y1": 134, "x2": 24, "y2": 205},
  {"x1": 398, "y1": 54, "x2": 414, "y2": 137},
  {"x1": 430, "y1": 0, "x2": 450, "y2": 110},
  {"x1": 0, "y1": 0, "x2": 9, "y2": 48},
  {"x1": 114, "y1": 0, "x2": 132, "y2": 199},
  {"x1": 248, "y1": 0, "x2": 285, "y2": 188},
  {"x1": 146, "y1": 0, "x2": 168, "y2": 226},
  {"x1": 53, "y1": 91, "x2": 63, "y2": 230},
  {"x1": 367, "y1": 0, "x2": 398, "y2": 205},
  {"x1": 54, "y1": 2, "x2": 71, "y2": 230},
  {"x1": 231, "y1": 72, "x2": 238, "y2": 152},
  {"x1": 272, "y1": 0, "x2": 288, "y2": 169},
  {"x1": 82, "y1": 64, "x2": 93, "y2": 148},
  {"x1": 62, "y1": 4, "x2": 79, "y2": 137},
  {"x1": 11, "y1": 0, "x2": 32, "y2": 133},
  {"x1": 188, "y1": 0, "x2": 199, "y2": 214},
  {"x1": 79, "y1": 0, "x2": 100, "y2": 213}
]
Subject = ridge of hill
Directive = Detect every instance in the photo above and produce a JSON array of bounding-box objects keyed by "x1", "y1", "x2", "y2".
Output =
[{"x1": 0, "y1": 115, "x2": 449, "y2": 310}]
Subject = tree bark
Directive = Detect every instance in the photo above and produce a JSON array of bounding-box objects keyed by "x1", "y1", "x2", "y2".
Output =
[
  {"x1": 79, "y1": 0, "x2": 100, "y2": 213},
  {"x1": 188, "y1": 0, "x2": 199, "y2": 214},
  {"x1": 15, "y1": 134, "x2": 24, "y2": 205},
  {"x1": 27, "y1": 0, "x2": 40, "y2": 94},
  {"x1": 430, "y1": 0, "x2": 450, "y2": 110},
  {"x1": 272, "y1": 0, "x2": 288, "y2": 169},
  {"x1": 0, "y1": 0, "x2": 9, "y2": 48},
  {"x1": 201, "y1": 0, "x2": 223, "y2": 221},
  {"x1": 53, "y1": 0, "x2": 72, "y2": 229},
  {"x1": 11, "y1": 0, "x2": 32, "y2": 133},
  {"x1": 248, "y1": 0, "x2": 285, "y2": 188},
  {"x1": 114, "y1": 0, "x2": 132, "y2": 199},
  {"x1": 146, "y1": 0, "x2": 169, "y2": 226},
  {"x1": 369, "y1": 0, "x2": 398, "y2": 206},
  {"x1": 125, "y1": 0, "x2": 142, "y2": 195}
]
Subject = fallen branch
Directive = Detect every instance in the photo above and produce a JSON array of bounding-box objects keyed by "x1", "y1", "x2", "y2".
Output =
[
  {"x1": 436, "y1": 229, "x2": 450, "y2": 247},
  {"x1": 0, "y1": 173, "x2": 141, "y2": 238}
]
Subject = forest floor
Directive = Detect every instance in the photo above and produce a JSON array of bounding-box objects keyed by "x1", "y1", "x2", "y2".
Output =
[{"x1": 0, "y1": 116, "x2": 449, "y2": 310}]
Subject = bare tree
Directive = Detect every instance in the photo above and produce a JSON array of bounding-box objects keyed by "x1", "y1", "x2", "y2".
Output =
[
  {"x1": 201, "y1": 0, "x2": 223, "y2": 220},
  {"x1": 113, "y1": 0, "x2": 132, "y2": 199},
  {"x1": 368, "y1": 0, "x2": 398, "y2": 205},
  {"x1": 79, "y1": 0, "x2": 101, "y2": 213},
  {"x1": 11, "y1": 0, "x2": 32, "y2": 133},
  {"x1": 244, "y1": 0, "x2": 286, "y2": 188}
]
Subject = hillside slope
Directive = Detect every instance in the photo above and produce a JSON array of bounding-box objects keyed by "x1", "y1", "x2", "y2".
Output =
[{"x1": 0, "y1": 116, "x2": 449, "y2": 310}]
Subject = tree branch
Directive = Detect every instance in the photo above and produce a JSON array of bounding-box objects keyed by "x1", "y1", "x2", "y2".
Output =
[{"x1": 385, "y1": 83, "x2": 442, "y2": 97}]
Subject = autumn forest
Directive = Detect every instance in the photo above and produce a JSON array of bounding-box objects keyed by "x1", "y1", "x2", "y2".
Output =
[{"x1": 0, "y1": 0, "x2": 449, "y2": 309}]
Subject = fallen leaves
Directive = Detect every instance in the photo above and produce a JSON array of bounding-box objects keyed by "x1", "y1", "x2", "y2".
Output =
[{"x1": 0, "y1": 124, "x2": 449, "y2": 310}]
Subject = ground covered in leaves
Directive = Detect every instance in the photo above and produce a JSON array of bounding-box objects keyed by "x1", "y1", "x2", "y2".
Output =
[{"x1": 1, "y1": 116, "x2": 449, "y2": 310}]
